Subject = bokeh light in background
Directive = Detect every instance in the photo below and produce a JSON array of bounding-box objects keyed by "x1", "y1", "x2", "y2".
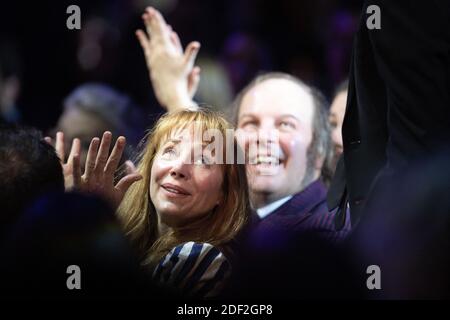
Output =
[{"x1": 0, "y1": 0, "x2": 362, "y2": 133}]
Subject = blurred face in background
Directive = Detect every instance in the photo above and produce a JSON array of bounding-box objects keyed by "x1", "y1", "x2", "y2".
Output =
[
  {"x1": 236, "y1": 78, "x2": 316, "y2": 208},
  {"x1": 329, "y1": 90, "x2": 347, "y2": 156},
  {"x1": 55, "y1": 108, "x2": 111, "y2": 167}
]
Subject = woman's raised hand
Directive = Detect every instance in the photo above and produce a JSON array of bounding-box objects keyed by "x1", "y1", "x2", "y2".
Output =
[
  {"x1": 136, "y1": 6, "x2": 201, "y2": 112},
  {"x1": 46, "y1": 131, "x2": 81, "y2": 192},
  {"x1": 48, "y1": 131, "x2": 142, "y2": 209}
]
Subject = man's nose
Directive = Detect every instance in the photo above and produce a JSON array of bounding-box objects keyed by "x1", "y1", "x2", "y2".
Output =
[{"x1": 257, "y1": 127, "x2": 279, "y2": 146}]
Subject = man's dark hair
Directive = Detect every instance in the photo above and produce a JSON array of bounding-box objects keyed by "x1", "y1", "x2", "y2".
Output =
[{"x1": 0, "y1": 125, "x2": 64, "y2": 238}]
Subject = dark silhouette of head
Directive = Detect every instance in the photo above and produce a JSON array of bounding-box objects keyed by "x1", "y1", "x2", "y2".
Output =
[
  {"x1": 0, "y1": 125, "x2": 64, "y2": 240},
  {"x1": 2, "y1": 191, "x2": 166, "y2": 298}
]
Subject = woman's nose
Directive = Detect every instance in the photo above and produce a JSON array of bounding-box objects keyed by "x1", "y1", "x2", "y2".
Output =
[
  {"x1": 170, "y1": 169, "x2": 186, "y2": 179},
  {"x1": 169, "y1": 156, "x2": 191, "y2": 179}
]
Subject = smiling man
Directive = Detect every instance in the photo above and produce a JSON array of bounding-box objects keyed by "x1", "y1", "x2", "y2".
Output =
[
  {"x1": 135, "y1": 7, "x2": 351, "y2": 241},
  {"x1": 230, "y1": 73, "x2": 349, "y2": 240},
  {"x1": 236, "y1": 76, "x2": 316, "y2": 208}
]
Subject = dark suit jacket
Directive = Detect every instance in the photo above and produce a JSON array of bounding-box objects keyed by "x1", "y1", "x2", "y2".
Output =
[
  {"x1": 249, "y1": 180, "x2": 351, "y2": 247},
  {"x1": 328, "y1": 0, "x2": 450, "y2": 227},
  {"x1": 224, "y1": 181, "x2": 354, "y2": 299}
]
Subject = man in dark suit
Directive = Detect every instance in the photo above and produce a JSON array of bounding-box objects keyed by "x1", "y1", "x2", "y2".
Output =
[
  {"x1": 328, "y1": 0, "x2": 450, "y2": 228},
  {"x1": 136, "y1": 8, "x2": 355, "y2": 298},
  {"x1": 135, "y1": 7, "x2": 351, "y2": 241}
]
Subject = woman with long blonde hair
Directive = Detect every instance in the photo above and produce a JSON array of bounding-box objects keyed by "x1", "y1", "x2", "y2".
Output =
[
  {"x1": 117, "y1": 108, "x2": 250, "y2": 297},
  {"x1": 54, "y1": 108, "x2": 250, "y2": 298}
]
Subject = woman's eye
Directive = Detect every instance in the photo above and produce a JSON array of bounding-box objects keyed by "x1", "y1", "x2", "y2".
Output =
[
  {"x1": 163, "y1": 147, "x2": 174, "y2": 154},
  {"x1": 194, "y1": 155, "x2": 212, "y2": 166},
  {"x1": 161, "y1": 147, "x2": 176, "y2": 158}
]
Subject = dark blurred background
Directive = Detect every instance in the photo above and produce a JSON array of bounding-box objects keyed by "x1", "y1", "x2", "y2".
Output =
[{"x1": 0, "y1": 0, "x2": 362, "y2": 133}]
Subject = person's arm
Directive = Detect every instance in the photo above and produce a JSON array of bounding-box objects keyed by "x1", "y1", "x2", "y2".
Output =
[
  {"x1": 136, "y1": 7, "x2": 201, "y2": 112},
  {"x1": 48, "y1": 131, "x2": 142, "y2": 209},
  {"x1": 369, "y1": 0, "x2": 450, "y2": 156}
]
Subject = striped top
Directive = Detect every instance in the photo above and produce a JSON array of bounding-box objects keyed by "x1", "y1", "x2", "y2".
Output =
[{"x1": 152, "y1": 242, "x2": 231, "y2": 299}]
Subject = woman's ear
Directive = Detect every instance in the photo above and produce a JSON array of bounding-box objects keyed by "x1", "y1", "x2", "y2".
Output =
[
  {"x1": 213, "y1": 197, "x2": 223, "y2": 210},
  {"x1": 216, "y1": 195, "x2": 222, "y2": 206},
  {"x1": 217, "y1": 187, "x2": 226, "y2": 206}
]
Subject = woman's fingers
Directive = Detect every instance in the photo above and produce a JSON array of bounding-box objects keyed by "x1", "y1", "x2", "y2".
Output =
[
  {"x1": 94, "y1": 131, "x2": 112, "y2": 177},
  {"x1": 44, "y1": 136, "x2": 52, "y2": 145},
  {"x1": 72, "y1": 153, "x2": 82, "y2": 189},
  {"x1": 145, "y1": 7, "x2": 170, "y2": 44},
  {"x1": 184, "y1": 41, "x2": 201, "y2": 69},
  {"x1": 125, "y1": 160, "x2": 137, "y2": 175},
  {"x1": 112, "y1": 173, "x2": 142, "y2": 209},
  {"x1": 84, "y1": 137, "x2": 100, "y2": 181},
  {"x1": 142, "y1": 12, "x2": 152, "y2": 40},
  {"x1": 170, "y1": 31, "x2": 183, "y2": 54},
  {"x1": 188, "y1": 66, "x2": 201, "y2": 98},
  {"x1": 115, "y1": 173, "x2": 143, "y2": 196},
  {"x1": 104, "y1": 136, "x2": 126, "y2": 184},
  {"x1": 136, "y1": 29, "x2": 150, "y2": 54},
  {"x1": 55, "y1": 131, "x2": 65, "y2": 162},
  {"x1": 67, "y1": 138, "x2": 81, "y2": 165}
]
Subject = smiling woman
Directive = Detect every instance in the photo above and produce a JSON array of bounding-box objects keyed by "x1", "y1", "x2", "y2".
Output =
[{"x1": 117, "y1": 108, "x2": 251, "y2": 298}]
